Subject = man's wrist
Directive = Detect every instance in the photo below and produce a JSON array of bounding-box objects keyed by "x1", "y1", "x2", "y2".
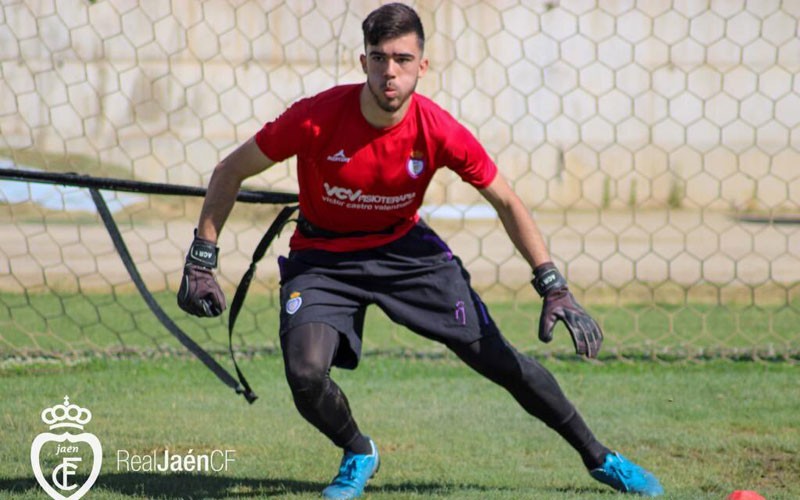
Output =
[
  {"x1": 186, "y1": 230, "x2": 219, "y2": 269},
  {"x1": 531, "y1": 262, "x2": 567, "y2": 297}
]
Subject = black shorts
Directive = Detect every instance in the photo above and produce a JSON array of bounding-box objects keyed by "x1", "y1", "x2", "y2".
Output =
[{"x1": 277, "y1": 221, "x2": 500, "y2": 369}]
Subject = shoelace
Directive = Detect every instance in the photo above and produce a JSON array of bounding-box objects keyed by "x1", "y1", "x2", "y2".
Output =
[
  {"x1": 332, "y1": 457, "x2": 361, "y2": 486},
  {"x1": 606, "y1": 458, "x2": 635, "y2": 490}
]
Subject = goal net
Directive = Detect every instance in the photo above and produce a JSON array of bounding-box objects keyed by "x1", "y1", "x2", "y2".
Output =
[{"x1": 1, "y1": 1, "x2": 798, "y2": 364}]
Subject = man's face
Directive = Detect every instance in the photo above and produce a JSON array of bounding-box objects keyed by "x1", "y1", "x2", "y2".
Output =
[{"x1": 360, "y1": 33, "x2": 428, "y2": 114}]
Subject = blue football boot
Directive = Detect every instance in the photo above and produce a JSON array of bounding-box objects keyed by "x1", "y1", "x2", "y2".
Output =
[
  {"x1": 590, "y1": 452, "x2": 664, "y2": 496},
  {"x1": 321, "y1": 439, "x2": 380, "y2": 499}
]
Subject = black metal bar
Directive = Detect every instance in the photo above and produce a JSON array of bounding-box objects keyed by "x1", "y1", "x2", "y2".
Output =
[{"x1": 0, "y1": 167, "x2": 298, "y2": 204}]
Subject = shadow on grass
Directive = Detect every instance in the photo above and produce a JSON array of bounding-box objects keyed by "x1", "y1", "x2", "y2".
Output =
[
  {"x1": 1, "y1": 474, "x2": 316, "y2": 498},
  {"x1": 0, "y1": 473, "x2": 523, "y2": 498}
]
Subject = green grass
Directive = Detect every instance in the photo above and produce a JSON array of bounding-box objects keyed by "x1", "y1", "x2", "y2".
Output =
[
  {"x1": 2, "y1": 291, "x2": 799, "y2": 362},
  {"x1": 0, "y1": 356, "x2": 798, "y2": 499},
  {"x1": 1, "y1": 291, "x2": 798, "y2": 498}
]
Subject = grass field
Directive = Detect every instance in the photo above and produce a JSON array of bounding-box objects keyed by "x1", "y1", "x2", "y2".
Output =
[
  {"x1": 1, "y1": 344, "x2": 799, "y2": 499},
  {"x1": 1, "y1": 288, "x2": 799, "y2": 499},
  {"x1": 3, "y1": 291, "x2": 799, "y2": 361}
]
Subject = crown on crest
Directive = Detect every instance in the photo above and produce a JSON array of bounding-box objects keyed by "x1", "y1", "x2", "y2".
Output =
[{"x1": 41, "y1": 396, "x2": 92, "y2": 429}]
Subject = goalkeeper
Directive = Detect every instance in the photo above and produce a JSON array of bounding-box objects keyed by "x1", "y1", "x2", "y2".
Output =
[{"x1": 178, "y1": 3, "x2": 663, "y2": 498}]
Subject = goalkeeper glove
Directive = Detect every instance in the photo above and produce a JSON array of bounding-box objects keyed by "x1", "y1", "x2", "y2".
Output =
[
  {"x1": 532, "y1": 262, "x2": 603, "y2": 358},
  {"x1": 178, "y1": 231, "x2": 227, "y2": 317}
]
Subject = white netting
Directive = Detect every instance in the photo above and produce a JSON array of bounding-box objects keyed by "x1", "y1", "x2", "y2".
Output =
[{"x1": 0, "y1": 0, "x2": 798, "y2": 360}]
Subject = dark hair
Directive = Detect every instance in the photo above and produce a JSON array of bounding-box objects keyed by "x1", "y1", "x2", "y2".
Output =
[{"x1": 362, "y1": 3, "x2": 425, "y2": 52}]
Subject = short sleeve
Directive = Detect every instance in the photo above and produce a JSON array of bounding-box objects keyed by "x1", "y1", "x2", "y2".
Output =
[
  {"x1": 254, "y1": 98, "x2": 313, "y2": 162},
  {"x1": 439, "y1": 121, "x2": 498, "y2": 189}
]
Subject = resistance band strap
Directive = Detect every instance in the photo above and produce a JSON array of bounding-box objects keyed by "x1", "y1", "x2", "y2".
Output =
[
  {"x1": 0, "y1": 167, "x2": 297, "y2": 204},
  {"x1": 227, "y1": 205, "x2": 300, "y2": 402},
  {"x1": 89, "y1": 188, "x2": 254, "y2": 403}
]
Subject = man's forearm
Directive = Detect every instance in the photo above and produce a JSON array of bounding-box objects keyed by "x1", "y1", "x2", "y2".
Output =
[
  {"x1": 495, "y1": 198, "x2": 551, "y2": 269},
  {"x1": 196, "y1": 165, "x2": 244, "y2": 243},
  {"x1": 195, "y1": 137, "x2": 276, "y2": 243},
  {"x1": 480, "y1": 174, "x2": 551, "y2": 269}
]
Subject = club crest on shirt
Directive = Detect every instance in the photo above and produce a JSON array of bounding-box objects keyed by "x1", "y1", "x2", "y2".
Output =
[
  {"x1": 286, "y1": 292, "x2": 302, "y2": 315},
  {"x1": 407, "y1": 150, "x2": 425, "y2": 178}
]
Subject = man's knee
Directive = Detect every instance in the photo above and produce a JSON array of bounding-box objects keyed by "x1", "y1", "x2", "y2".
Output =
[
  {"x1": 452, "y1": 335, "x2": 518, "y2": 374},
  {"x1": 451, "y1": 334, "x2": 551, "y2": 388},
  {"x1": 281, "y1": 322, "x2": 339, "y2": 395},
  {"x1": 285, "y1": 354, "x2": 329, "y2": 395}
]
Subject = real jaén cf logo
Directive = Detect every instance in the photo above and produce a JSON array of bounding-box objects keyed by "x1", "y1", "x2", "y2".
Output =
[{"x1": 31, "y1": 396, "x2": 102, "y2": 500}]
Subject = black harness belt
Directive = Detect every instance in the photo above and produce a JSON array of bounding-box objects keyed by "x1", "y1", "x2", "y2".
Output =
[{"x1": 297, "y1": 214, "x2": 400, "y2": 239}]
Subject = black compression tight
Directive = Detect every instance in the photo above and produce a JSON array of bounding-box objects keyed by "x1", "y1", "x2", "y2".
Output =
[
  {"x1": 280, "y1": 323, "x2": 366, "y2": 451},
  {"x1": 447, "y1": 334, "x2": 610, "y2": 469},
  {"x1": 281, "y1": 322, "x2": 609, "y2": 469}
]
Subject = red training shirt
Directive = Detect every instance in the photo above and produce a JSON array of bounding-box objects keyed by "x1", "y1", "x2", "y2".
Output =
[{"x1": 254, "y1": 83, "x2": 497, "y2": 252}]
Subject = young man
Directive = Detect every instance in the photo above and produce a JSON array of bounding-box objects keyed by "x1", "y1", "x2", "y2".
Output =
[{"x1": 178, "y1": 3, "x2": 663, "y2": 498}]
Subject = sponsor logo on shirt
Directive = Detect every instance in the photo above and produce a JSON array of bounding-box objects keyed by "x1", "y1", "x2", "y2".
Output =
[
  {"x1": 407, "y1": 150, "x2": 425, "y2": 178},
  {"x1": 322, "y1": 182, "x2": 416, "y2": 211},
  {"x1": 326, "y1": 149, "x2": 351, "y2": 163}
]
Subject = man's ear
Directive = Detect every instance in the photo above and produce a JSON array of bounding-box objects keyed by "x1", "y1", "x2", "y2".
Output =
[
  {"x1": 360, "y1": 53, "x2": 367, "y2": 73},
  {"x1": 418, "y1": 57, "x2": 429, "y2": 78}
]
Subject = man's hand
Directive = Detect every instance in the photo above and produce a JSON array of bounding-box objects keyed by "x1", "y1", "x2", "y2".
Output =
[
  {"x1": 532, "y1": 263, "x2": 603, "y2": 358},
  {"x1": 177, "y1": 233, "x2": 226, "y2": 317}
]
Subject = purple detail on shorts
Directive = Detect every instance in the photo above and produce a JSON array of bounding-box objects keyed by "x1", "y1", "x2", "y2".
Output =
[
  {"x1": 471, "y1": 291, "x2": 490, "y2": 325},
  {"x1": 455, "y1": 300, "x2": 466, "y2": 325},
  {"x1": 477, "y1": 301, "x2": 489, "y2": 325},
  {"x1": 277, "y1": 255, "x2": 287, "y2": 277},
  {"x1": 422, "y1": 233, "x2": 453, "y2": 260}
]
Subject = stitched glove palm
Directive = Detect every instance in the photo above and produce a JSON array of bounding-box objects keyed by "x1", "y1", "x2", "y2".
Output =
[
  {"x1": 177, "y1": 233, "x2": 226, "y2": 317},
  {"x1": 532, "y1": 262, "x2": 603, "y2": 358}
]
